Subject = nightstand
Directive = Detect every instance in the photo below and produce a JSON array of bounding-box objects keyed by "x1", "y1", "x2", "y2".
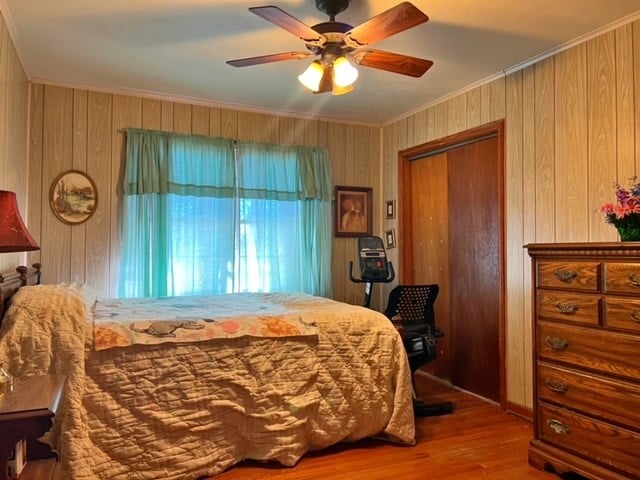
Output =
[{"x1": 0, "y1": 374, "x2": 65, "y2": 480}]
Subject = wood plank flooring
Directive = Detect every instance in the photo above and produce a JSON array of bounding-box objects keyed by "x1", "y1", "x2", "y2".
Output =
[{"x1": 212, "y1": 373, "x2": 564, "y2": 480}]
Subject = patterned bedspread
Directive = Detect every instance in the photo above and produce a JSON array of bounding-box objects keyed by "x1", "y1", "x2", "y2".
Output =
[
  {"x1": 93, "y1": 293, "x2": 319, "y2": 350},
  {"x1": 0, "y1": 284, "x2": 415, "y2": 480}
]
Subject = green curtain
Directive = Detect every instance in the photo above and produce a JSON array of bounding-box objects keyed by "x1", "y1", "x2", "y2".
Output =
[
  {"x1": 119, "y1": 129, "x2": 333, "y2": 298},
  {"x1": 236, "y1": 141, "x2": 333, "y2": 296}
]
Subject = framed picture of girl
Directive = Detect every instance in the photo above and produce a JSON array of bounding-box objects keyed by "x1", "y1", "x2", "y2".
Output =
[{"x1": 335, "y1": 186, "x2": 372, "y2": 237}]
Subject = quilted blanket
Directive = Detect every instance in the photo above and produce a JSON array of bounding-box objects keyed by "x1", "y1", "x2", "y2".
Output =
[
  {"x1": 93, "y1": 293, "x2": 319, "y2": 350},
  {"x1": 0, "y1": 284, "x2": 415, "y2": 480}
]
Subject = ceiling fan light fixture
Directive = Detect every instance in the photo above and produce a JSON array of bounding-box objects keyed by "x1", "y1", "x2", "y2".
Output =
[
  {"x1": 332, "y1": 56, "x2": 358, "y2": 87},
  {"x1": 332, "y1": 83, "x2": 354, "y2": 96},
  {"x1": 298, "y1": 61, "x2": 324, "y2": 91}
]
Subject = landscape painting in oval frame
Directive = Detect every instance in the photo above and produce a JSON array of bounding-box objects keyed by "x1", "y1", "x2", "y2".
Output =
[{"x1": 49, "y1": 170, "x2": 98, "y2": 225}]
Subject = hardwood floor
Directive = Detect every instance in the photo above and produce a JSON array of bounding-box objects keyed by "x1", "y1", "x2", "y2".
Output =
[{"x1": 212, "y1": 373, "x2": 563, "y2": 480}]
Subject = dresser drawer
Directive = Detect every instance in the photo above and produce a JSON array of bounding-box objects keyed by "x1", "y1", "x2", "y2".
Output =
[
  {"x1": 538, "y1": 261, "x2": 600, "y2": 291},
  {"x1": 537, "y1": 362, "x2": 640, "y2": 431},
  {"x1": 604, "y1": 262, "x2": 640, "y2": 295},
  {"x1": 537, "y1": 321, "x2": 640, "y2": 381},
  {"x1": 537, "y1": 291, "x2": 601, "y2": 326},
  {"x1": 538, "y1": 403, "x2": 640, "y2": 478},
  {"x1": 604, "y1": 296, "x2": 640, "y2": 334}
]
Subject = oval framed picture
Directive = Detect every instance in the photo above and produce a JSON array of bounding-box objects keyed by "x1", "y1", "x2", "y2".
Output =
[{"x1": 49, "y1": 170, "x2": 98, "y2": 225}]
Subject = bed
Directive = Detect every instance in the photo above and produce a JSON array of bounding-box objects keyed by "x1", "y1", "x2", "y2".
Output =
[{"x1": 0, "y1": 265, "x2": 415, "y2": 479}]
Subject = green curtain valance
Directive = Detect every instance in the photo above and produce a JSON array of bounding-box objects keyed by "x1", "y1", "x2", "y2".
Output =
[{"x1": 123, "y1": 129, "x2": 332, "y2": 201}]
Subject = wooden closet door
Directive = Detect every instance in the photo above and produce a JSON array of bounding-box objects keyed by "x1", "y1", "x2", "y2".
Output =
[
  {"x1": 409, "y1": 152, "x2": 451, "y2": 379},
  {"x1": 447, "y1": 137, "x2": 501, "y2": 402}
]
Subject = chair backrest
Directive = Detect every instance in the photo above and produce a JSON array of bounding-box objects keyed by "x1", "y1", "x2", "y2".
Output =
[{"x1": 383, "y1": 284, "x2": 439, "y2": 329}]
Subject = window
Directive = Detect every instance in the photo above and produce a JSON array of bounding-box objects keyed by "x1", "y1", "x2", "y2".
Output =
[{"x1": 119, "y1": 130, "x2": 333, "y2": 299}]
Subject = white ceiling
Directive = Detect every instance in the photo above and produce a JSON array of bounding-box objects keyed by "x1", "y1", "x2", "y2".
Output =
[{"x1": 3, "y1": 0, "x2": 640, "y2": 126}]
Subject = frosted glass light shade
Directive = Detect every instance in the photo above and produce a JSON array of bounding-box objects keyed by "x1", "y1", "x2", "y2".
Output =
[
  {"x1": 298, "y1": 62, "x2": 324, "y2": 91},
  {"x1": 332, "y1": 84, "x2": 354, "y2": 96},
  {"x1": 333, "y1": 56, "x2": 358, "y2": 87}
]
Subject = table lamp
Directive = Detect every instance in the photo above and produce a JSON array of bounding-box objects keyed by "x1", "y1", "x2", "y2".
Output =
[{"x1": 0, "y1": 190, "x2": 39, "y2": 395}]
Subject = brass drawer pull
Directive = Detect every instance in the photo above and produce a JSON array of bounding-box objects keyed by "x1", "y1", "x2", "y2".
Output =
[
  {"x1": 546, "y1": 337, "x2": 569, "y2": 351},
  {"x1": 628, "y1": 273, "x2": 640, "y2": 287},
  {"x1": 545, "y1": 378, "x2": 568, "y2": 393},
  {"x1": 630, "y1": 311, "x2": 640, "y2": 324},
  {"x1": 554, "y1": 269, "x2": 578, "y2": 283},
  {"x1": 554, "y1": 302, "x2": 578, "y2": 314},
  {"x1": 547, "y1": 419, "x2": 570, "y2": 435}
]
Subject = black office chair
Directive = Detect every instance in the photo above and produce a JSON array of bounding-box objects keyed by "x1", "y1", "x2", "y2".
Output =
[{"x1": 383, "y1": 284, "x2": 454, "y2": 417}]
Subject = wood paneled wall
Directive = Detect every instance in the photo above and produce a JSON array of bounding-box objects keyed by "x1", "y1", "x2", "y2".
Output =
[
  {"x1": 26, "y1": 86, "x2": 381, "y2": 304},
  {"x1": 0, "y1": 11, "x2": 29, "y2": 273},
  {"x1": 382, "y1": 19, "x2": 640, "y2": 410}
]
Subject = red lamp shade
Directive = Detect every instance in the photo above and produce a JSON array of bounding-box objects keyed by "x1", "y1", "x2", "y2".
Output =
[{"x1": 0, "y1": 190, "x2": 40, "y2": 252}]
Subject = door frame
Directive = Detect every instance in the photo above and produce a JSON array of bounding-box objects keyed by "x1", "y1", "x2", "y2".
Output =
[{"x1": 397, "y1": 120, "x2": 506, "y2": 410}]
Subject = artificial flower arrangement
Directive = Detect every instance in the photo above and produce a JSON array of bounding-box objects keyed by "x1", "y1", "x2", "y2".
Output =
[{"x1": 600, "y1": 177, "x2": 640, "y2": 241}]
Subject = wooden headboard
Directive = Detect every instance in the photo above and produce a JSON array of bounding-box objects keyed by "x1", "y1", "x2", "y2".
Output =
[{"x1": 0, "y1": 263, "x2": 41, "y2": 318}]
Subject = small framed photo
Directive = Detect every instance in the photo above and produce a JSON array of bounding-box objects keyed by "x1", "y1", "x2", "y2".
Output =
[
  {"x1": 385, "y1": 229, "x2": 396, "y2": 249},
  {"x1": 335, "y1": 185, "x2": 372, "y2": 237},
  {"x1": 385, "y1": 200, "x2": 396, "y2": 219},
  {"x1": 49, "y1": 170, "x2": 98, "y2": 225}
]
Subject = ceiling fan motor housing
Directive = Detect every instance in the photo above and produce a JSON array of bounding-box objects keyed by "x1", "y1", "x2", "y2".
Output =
[{"x1": 315, "y1": 0, "x2": 349, "y2": 19}]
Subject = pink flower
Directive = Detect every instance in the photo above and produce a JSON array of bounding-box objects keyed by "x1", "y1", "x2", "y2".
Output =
[{"x1": 600, "y1": 177, "x2": 640, "y2": 226}]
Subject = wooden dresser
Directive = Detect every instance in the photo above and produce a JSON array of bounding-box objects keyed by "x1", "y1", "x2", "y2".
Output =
[{"x1": 526, "y1": 243, "x2": 640, "y2": 480}]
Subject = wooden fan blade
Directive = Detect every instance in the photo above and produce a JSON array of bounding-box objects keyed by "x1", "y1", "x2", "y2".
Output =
[
  {"x1": 227, "y1": 51, "x2": 313, "y2": 67},
  {"x1": 249, "y1": 6, "x2": 324, "y2": 44},
  {"x1": 345, "y1": 2, "x2": 428, "y2": 47},
  {"x1": 354, "y1": 49, "x2": 433, "y2": 77}
]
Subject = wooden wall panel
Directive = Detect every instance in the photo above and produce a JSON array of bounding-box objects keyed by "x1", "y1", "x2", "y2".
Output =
[
  {"x1": 161, "y1": 100, "x2": 174, "y2": 131},
  {"x1": 534, "y1": 58, "x2": 556, "y2": 242},
  {"x1": 0, "y1": 12, "x2": 29, "y2": 273},
  {"x1": 381, "y1": 19, "x2": 640, "y2": 410},
  {"x1": 616, "y1": 24, "x2": 636, "y2": 184},
  {"x1": 466, "y1": 87, "x2": 482, "y2": 129},
  {"x1": 141, "y1": 98, "x2": 161, "y2": 131},
  {"x1": 447, "y1": 94, "x2": 467, "y2": 135},
  {"x1": 489, "y1": 77, "x2": 506, "y2": 122},
  {"x1": 635, "y1": 20, "x2": 640, "y2": 174},
  {"x1": 85, "y1": 92, "x2": 113, "y2": 294},
  {"x1": 220, "y1": 109, "x2": 238, "y2": 138},
  {"x1": 278, "y1": 116, "x2": 296, "y2": 145},
  {"x1": 173, "y1": 102, "x2": 192, "y2": 134},
  {"x1": 433, "y1": 102, "x2": 448, "y2": 138},
  {"x1": 208, "y1": 107, "x2": 222, "y2": 137},
  {"x1": 27, "y1": 84, "x2": 44, "y2": 269},
  {"x1": 41, "y1": 86, "x2": 73, "y2": 284},
  {"x1": 404, "y1": 116, "x2": 414, "y2": 150},
  {"x1": 521, "y1": 65, "x2": 536, "y2": 405},
  {"x1": 301, "y1": 118, "x2": 319, "y2": 146},
  {"x1": 0, "y1": 21, "x2": 9, "y2": 187},
  {"x1": 587, "y1": 32, "x2": 617, "y2": 241},
  {"x1": 70, "y1": 90, "x2": 88, "y2": 282},
  {"x1": 505, "y1": 70, "x2": 526, "y2": 407},
  {"x1": 554, "y1": 45, "x2": 588, "y2": 242},
  {"x1": 412, "y1": 109, "x2": 427, "y2": 146},
  {"x1": 191, "y1": 105, "x2": 209, "y2": 136}
]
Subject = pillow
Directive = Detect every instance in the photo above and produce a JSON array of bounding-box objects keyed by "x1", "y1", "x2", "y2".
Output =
[{"x1": 60, "y1": 282, "x2": 99, "y2": 313}]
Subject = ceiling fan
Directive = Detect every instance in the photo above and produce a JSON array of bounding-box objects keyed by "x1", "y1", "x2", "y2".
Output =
[{"x1": 226, "y1": 0, "x2": 433, "y2": 95}]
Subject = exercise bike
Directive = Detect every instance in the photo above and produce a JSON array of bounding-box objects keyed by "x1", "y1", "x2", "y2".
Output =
[
  {"x1": 348, "y1": 236, "x2": 395, "y2": 308},
  {"x1": 348, "y1": 235, "x2": 454, "y2": 417}
]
